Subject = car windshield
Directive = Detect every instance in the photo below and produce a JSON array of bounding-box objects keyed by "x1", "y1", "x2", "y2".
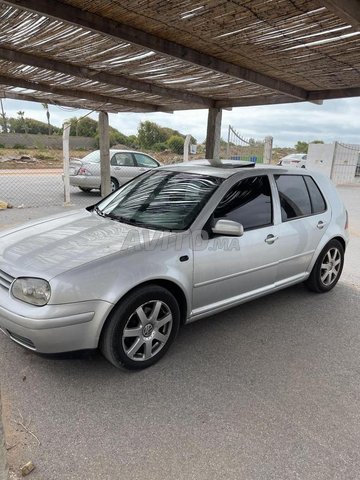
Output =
[{"x1": 96, "y1": 170, "x2": 223, "y2": 231}]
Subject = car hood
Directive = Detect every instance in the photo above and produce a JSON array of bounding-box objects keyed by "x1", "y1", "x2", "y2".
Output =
[{"x1": 0, "y1": 209, "x2": 173, "y2": 279}]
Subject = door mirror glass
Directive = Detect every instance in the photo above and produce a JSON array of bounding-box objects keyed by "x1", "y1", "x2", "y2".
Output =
[{"x1": 212, "y1": 219, "x2": 244, "y2": 237}]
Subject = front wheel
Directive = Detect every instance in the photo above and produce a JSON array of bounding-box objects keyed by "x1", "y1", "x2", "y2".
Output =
[
  {"x1": 79, "y1": 187, "x2": 92, "y2": 192},
  {"x1": 305, "y1": 239, "x2": 344, "y2": 293},
  {"x1": 100, "y1": 285, "x2": 180, "y2": 369},
  {"x1": 111, "y1": 177, "x2": 119, "y2": 192}
]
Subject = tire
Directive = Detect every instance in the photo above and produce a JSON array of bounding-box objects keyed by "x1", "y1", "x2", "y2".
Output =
[
  {"x1": 111, "y1": 177, "x2": 119, "y2": 192},
  {"x1": 305, "y1": 239, "x2": 344, "y2": 293},
  {"x1": 79, "y1": 187, "x2": 92, "y2": 192},
  {"x1": 100, "y1": 285, "x2": 180, "y2": 369}
]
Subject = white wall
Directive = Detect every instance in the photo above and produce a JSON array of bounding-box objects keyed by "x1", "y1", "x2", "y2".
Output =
[{"x1": 307, "y1": 143, "x2": 335, "y2": 177}]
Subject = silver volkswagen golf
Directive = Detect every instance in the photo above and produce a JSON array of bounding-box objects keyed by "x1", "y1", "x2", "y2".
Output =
[{"x1": 0, "y1": 161, "x2": 349, "y2": 369}]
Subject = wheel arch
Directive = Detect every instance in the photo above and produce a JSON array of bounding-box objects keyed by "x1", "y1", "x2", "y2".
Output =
[
  {"x1": 98, "y1": 279, "x2": 189, "y2": 346},
  {"x1": 331, "y1": 235, "x2": 346, "y2": 252}
]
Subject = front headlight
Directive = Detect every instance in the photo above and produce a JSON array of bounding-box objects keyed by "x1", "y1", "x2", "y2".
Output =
[{"x1": 12, "y1": 278, "x2": 51, "y2": 306}]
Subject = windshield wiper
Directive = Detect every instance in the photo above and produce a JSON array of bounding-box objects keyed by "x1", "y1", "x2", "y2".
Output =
[
  {"x1": 94, "y1": 206, "x2": 117, "y2": 220},
  {"x1": 94, "y1": 205, "x2": 106, "y2": 217}
]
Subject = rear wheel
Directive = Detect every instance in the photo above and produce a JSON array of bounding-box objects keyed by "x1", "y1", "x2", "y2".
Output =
[
  {"x1": 305, "y1": 239, "x2": 344, "y2": 293},
  {"x1": 100, "y1": 285, "x2": 180, "y2": 369},
  {"x1": 79, "y1": 187, "x2": 92, "y2": 192}
]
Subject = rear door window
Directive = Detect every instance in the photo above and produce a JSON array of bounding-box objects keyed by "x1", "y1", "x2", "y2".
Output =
[
  {"x1": 275, "y1": 175, "x2": 311, "y2": 221},
  {"x1": 213, "y1": 175, "x2": 272, "y2": 230}
]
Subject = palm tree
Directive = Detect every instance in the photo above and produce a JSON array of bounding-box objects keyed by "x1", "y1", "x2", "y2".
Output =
[
  {"x1": 17, "y1": 110, "x2": 28, "y2": 133},
  {"x1": 42, "y1": 103, "x2": 51, "y2": 135}
]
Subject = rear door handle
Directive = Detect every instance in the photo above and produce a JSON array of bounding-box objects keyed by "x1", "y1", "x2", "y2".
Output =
[
  {"x1": 265, "y1": 234, "x2": 278, "y2": 245},
  {"x1": 317, "y1": 221, "x2": 326, "y2": 229}
]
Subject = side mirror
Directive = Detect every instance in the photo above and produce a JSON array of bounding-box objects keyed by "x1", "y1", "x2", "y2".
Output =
[{"x1": 212, "y1": 219, "x2": 244, "y2": 237}]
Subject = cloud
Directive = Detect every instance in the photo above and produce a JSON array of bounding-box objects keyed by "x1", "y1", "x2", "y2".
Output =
[{"x1": 1, "y1": 96, "x2": 359, "y2": 147}]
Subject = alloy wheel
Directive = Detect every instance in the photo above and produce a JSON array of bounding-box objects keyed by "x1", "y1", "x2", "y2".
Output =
[
  {"x1": 320, "y1": 247, "x2": 342, "y2": 286},
  {"x1": 122, "y1": 300, "x2": 173, "y2": 362}
]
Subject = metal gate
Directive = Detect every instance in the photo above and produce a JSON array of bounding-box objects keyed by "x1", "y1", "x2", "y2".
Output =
[
  {"x1": 331, "y1": 142, "x2": 360, "y2": 184},
  {"x1": 224, "y1": 126, "x2": 265, "y2": 163}
]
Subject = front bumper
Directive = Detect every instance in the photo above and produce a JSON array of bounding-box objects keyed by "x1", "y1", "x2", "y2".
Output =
[{"x1": 0, "y1": 299, "x2": 113, "y2": 353}]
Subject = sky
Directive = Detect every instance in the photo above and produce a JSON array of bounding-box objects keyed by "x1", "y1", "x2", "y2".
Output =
[{"x1": 1, "y1": 96, "x2": 359, "y2": 148}]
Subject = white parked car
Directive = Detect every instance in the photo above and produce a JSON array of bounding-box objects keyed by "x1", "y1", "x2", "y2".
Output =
[
  {"x1": 69, "y1": 149, "x2": 161, "y2": 192},
  {"x1": 278, "y1": 153, "x2": 307, "y2": 168},
  {"x1": 0, "y1": 161, "x2": 349, "y2": 369}
]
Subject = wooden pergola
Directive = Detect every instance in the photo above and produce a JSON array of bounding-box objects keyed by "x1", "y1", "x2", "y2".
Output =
[{"x1": 0, "y1": 0, "x2": 359, "y2": 192}]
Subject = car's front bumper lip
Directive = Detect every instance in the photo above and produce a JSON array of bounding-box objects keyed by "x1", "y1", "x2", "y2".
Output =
[{"x1": 0, "y1": 299, "x2": 113, "y2": 353}]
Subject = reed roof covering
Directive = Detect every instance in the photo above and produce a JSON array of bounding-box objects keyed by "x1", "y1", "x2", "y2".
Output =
[{"x1": 0, "y1": 0, "x2": 359, "y2": 112}]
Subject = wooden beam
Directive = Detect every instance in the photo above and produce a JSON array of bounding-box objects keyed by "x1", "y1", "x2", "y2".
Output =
[
  {"x1": 308, "y1": 87, "x2": 360, "y2": 100},
  {"x1": 0, "y1": 90, "x2": 117, "y2": 112},
  {"x1": 215, "y1": 95, "x2": 304, "y2": 108},
  {"x1": 320, "y1": 0, "x2": 360, "y2": 30},
  {"x1": 216, "y1": 86, "x2": 360, "y2": 108},
  {"x1": 2, "y1": 0, "x2": 308, "y2": 100},
  {"x1": 0, "y1": 46, "x2": 212, "y2": 108},
  {"x1": 0, "y1": 74, "x2": 173, "y2": 112}
]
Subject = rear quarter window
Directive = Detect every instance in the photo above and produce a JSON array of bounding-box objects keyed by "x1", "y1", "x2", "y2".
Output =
[{"x1": 304, "y1": 176, "x2": 327, "y2": 214}]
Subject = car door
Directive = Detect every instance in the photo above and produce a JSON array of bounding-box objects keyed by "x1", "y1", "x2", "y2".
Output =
[
  {"x1": 273, "y1": 173, "x2": 331, "y2": 284},
  {"x1": 110, "y1": 152, "x2": 137, "y2": 185},
  {"x1": 192, "y1": 175, "x2": 280, "y2": 315}
]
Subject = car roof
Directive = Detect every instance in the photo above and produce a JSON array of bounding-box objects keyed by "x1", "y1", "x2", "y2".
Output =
[
  {"x1": 108, "y1": 149, "x2": 151, "y2": 155},
  {"x1": 159, "y1": 159, "x2": 309, "y2": 179}
]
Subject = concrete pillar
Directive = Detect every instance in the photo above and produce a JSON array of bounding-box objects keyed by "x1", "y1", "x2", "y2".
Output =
[
  {"x1": 99, "y1": 111, "x2": 111, "y2": 197},
  {"x1": 183, "y1": 134, "x2": 191, "y2": 162},
  {"x1": 62, "y1": 122, "x2": 71, "y2": 205},
  {"x1": 205, "y1": 107, "x2": 222, "y2": 163},
  {"x1": 263, "y1": 136, "x2": 273, "y2": 164}
]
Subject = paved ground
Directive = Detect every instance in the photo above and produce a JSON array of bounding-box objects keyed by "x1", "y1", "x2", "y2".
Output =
[{"x1": 0, "y1": 186, "x2": 359, "y2": 480}]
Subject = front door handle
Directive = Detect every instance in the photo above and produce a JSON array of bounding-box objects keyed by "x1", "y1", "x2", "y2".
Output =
[
  {"x1": 317, "y1": 221, "x2": 326, "y2": 229},
  {"x1": 265, "y1": 234, "x2": 278, "y2": 245}
]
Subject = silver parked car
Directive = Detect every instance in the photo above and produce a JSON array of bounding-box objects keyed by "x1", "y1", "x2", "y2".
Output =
[
  {"x1": 278, "y1": 153, "x2": 307, "y2": 168},
  {"x1": 0, "y1": 161, "x2": 349, "y2": 369},
  {"x1": 69, "y1": 149, "x2": 161, "y2": 192}
]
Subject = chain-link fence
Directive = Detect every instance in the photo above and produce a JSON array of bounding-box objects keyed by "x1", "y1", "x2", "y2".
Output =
[{"x1": 0, "y1": 140, "x2": 189, "y2": 209}]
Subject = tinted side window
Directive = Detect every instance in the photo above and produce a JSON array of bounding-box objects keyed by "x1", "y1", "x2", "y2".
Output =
[
  {"x1": 214, "y1": 176, "x2": 272, "y2": 230},
  {"x1": 275, "y1": 175, "x2": 311, "y2": 221},
  {"x1": 304, "y1": 176, "x2": 326, "y2": 214},
  {"x1": 111, "y1": 153, "x2": 135, "y2": 166},
  {"x1": 134, "y1": 153, "x2": 158, "y2": 168}
]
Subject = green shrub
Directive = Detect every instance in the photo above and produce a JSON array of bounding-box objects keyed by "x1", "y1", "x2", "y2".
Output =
[
  {"x1": 152, "y1": 142, "x2": 168, "y2": 152},
  {"x1": 0, "y1": 143, "x2": 5, "y2": 148},
  {"x1": 13, "y1": 143, "x2": 26, "y2": 149},
  {"x1": 167, "y1": 135, "x2": 184, "y2": 154}
]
